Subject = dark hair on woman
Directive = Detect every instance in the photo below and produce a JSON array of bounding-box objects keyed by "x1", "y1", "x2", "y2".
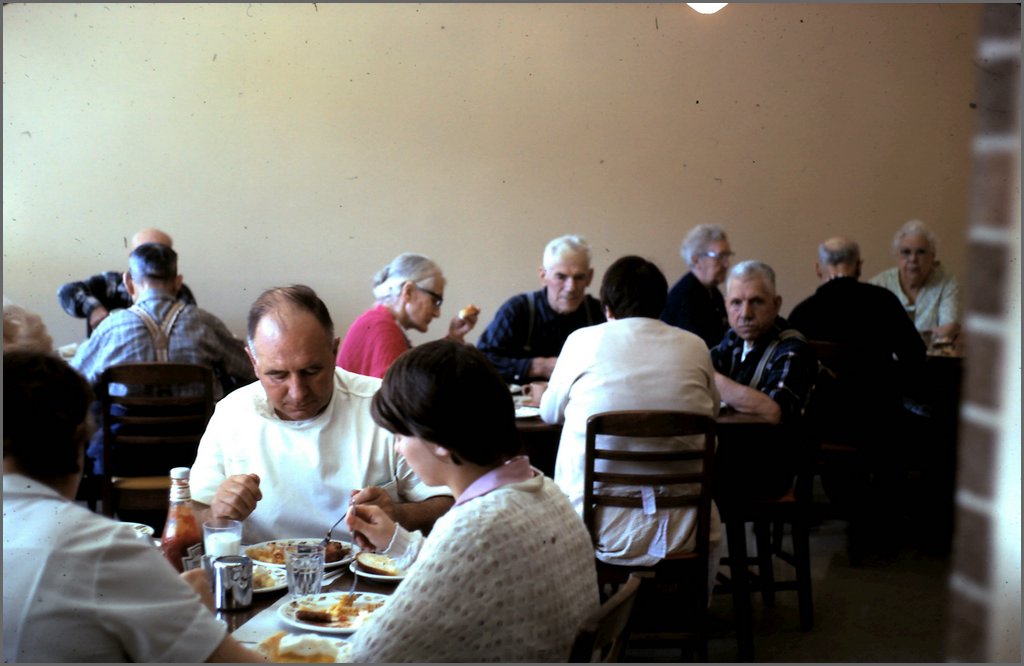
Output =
[
  {"x1": 3, "y1": 351, "x2": 93, "y2": 479},
  {"x1": 371, "y1": 340, "x2": 519, "y2": 467},
  {"x1": 599, "y1": 255, "x2": 668, "y2": 319},
  {"x1": 247, "y1": 285, "x2": 334, "y2": 345}
]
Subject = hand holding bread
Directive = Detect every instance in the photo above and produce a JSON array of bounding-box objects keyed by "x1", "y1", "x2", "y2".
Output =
[{"x1": 448, "y1": 304, "x2": 480, "y2": 341}]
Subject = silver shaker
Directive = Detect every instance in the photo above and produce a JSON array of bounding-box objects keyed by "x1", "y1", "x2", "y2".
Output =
[{"x1": 212, "y1": 555, "x2": 253, "y2": 611}]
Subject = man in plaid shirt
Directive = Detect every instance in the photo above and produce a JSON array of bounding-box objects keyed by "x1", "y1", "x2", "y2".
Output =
[{"x1": 711, "y1": 260, "x2": 817, "y2": 501}]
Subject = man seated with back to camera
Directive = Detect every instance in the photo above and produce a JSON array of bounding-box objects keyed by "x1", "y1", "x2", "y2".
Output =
[
  {"x1": 476, "y1": 234, "x2": 605, "y2": 384},
  {"x1": 2, "y1": 351, "x2": 263, "y2": 663},
  {"x1": 57, "y1": 227, "x2": 197, "y2": 337},
  {"x1": 188, "y1": 285, "x2": 454, "y2": 544},
  {"x1": 711, "y1": 260, "x2": 817, "y2": 505}
]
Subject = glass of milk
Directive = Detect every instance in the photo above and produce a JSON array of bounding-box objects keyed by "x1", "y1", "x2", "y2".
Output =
[{"x1": 202, "y1": 518, "x2": 243, "y2": 557}]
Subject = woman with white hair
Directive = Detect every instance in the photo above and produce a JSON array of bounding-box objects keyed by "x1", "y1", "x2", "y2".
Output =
[
  {"x1": 336, "y1": 253, "x2": 478, "y2": 378},
  {"x1": 660, "y1": 224, "x2": 733, "y2": 347},
  {"x1": 868, "y1": 220, "x2": 960, "y2": 343}
]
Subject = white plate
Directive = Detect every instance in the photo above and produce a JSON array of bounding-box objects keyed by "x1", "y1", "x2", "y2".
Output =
[
  {"x1": 244, "y1": 539, "x2": 356, "y2": 570},
  {"x1": 349, "y1": 560, "x2": 406, "y2": 582},
  {"x1": 278, "y1": 592, "x2": 389, "y2": 635},
  {"x1": 515, "y1": 405, "x2": 540, "y2": 419},
  {"x1": 253, "y1": 564, "x2": 288, "y2": 594},
  {"x1": 257, "y1": 632, "x2": 351, "y2": 662}
]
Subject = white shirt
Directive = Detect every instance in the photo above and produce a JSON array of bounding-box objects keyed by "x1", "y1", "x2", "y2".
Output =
[
  {"x1": 541, "y1": 317, "x2": 722, "y2": 566},
  {"x1": 190, "y1": 367, "x2": 451, "y2": 543},
  {"x1": 2, "y1": 474, "x2": 226, "y2": 663}
]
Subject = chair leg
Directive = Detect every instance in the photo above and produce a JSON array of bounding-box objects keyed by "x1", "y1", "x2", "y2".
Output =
[
  {"x1": 754, "y1": 520, "x2": 776, "y2": 607},
  {"x1": 725, "y1": 520, "x2": 755, "y2": 662},
  {"x1": 793, "y1": 519, "x2": 815, "y2": 631}
]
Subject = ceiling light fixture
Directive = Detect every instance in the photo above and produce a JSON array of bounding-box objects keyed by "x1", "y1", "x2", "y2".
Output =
[{"x1": 687, "y1": 3, "x2": 728, "y2": 15}]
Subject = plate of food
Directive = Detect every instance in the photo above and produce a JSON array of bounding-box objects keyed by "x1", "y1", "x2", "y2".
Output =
[
  {"x1": 257, "y1": 631, "x2": 351, "y2": 662},
  {"x1": 515, "y1": 405, "x2": 541, "y2": 419},
  {"x1": 252, "y1": 564, "x2": 288, "y2": 593},
  {"x1": 278, "y1": 592, "x2": 388, "y2": 635},
  {"x1": 349, "y1": 552, "x2": 406, "y2": 582},
  {"x1": 245, "y1": 539, "x2": 356, "y2": 569}
]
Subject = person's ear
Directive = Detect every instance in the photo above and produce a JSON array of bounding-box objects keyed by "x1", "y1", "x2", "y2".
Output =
[
  {"x1": 123, "y1": 272, "x2": 136, "y2": 298},
  {"x1": 246, "y1": 345, "x2": 259, "y2": 374},
  {"x1": 399, "y1": 281, "x2": 416, "y2": 302},
  {"x1": 538, "y1": 266, "x2": 547, "y2": 284},
  {"x1": 584, "y1": 268, "x2": 594, "y2": 287},
  {"x1": 432, "y1": 444, "x2": 455, "y2": 463},
  {"x1": 774, "y1": 295, "x2": 783, "y2": 312},
  {"x1": 814, "y1": 262, "x2": 823, "y2": 281},
  {"x1": 331, "y1": 336, "x2": 341, "y2": 359}
]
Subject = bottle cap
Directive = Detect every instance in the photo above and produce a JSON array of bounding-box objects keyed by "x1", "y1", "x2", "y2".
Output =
[{"x1": 170, "y1": 467, "x2": 191, "y2": 480}]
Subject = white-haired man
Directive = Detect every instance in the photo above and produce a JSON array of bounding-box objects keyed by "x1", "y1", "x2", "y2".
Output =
[
  {"x1": 477, "y1": 235, "x2": 605, "y2": 384},
  {"x1": 711, "y1": 260, "x2": 817, "y2": 502}
]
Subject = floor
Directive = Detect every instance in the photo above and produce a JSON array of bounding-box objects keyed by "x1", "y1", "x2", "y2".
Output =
[{"x1": 624, "y1": 516, "x2": 953, "y2": 663}]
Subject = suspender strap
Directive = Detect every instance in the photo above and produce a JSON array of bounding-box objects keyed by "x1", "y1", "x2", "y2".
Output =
[
  {"x1": 748, "y1": 328, "x2": 804, "y2": 389},
  {"x1": 129, "y1": 301, "x2": 186, "y2": 362}
]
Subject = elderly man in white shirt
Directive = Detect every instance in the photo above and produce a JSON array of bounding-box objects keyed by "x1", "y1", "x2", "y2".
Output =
[{"x1": 190, "y1": 285, "x2": 453, "y2": 544}]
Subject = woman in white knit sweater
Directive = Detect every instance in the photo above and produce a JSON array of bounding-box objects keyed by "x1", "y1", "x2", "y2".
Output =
[{"x1": 345, "y1": 340, "x2": 599, "y2": 662}]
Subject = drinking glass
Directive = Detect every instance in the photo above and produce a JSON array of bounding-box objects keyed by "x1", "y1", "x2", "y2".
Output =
[
  {"x1": 203, "y1": 518, "x2": 243, "y2": 558},
  {"x1": 286, "y1": 542, "x2": 325, "y2": 599}
]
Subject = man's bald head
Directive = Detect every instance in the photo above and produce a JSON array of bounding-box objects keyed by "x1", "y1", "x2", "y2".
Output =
[
  {"x1": 816, "y1": 236, "x2": 862, "y2": 281},
  {"x1": 131, "y1": 228, "x2": 173, "y2": 251}
]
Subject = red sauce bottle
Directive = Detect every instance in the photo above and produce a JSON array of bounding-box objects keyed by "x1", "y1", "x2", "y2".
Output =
[{"x1": 160, "y1": 467, "x2": 202, "y2": 573}]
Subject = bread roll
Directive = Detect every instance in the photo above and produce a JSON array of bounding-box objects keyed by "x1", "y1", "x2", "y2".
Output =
[
  {"x1": 356, "y1": 552, "x2": 402, "y2": 576},
  {"x1": 458, "y1": 304, "x2": 480, "y2": 320}
]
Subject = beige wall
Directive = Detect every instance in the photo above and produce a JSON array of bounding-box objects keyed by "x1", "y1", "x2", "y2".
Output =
[{"x1": 3, "y1": 3, "x2": 982, "y2": 347}]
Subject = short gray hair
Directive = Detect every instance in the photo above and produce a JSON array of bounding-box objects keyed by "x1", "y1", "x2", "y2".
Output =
[
  {"x1": 726, "y1": 260, "x2": 777, "y2": 296},
  {"x1": 543, "y1": 235, "x2": 591, "y2": 269},
  {"x1": 681, "y1": 224, "x2": 729, "y2": 266},
  {"x1": 372, "y1": 253, "x2": 443, "y2": 301},
  {"x1": 892, "y1": 219, "x2": 937, "y2": 255},
  {"x1": 818, "y1": 238, "x2": 861, "y2": 267},
  {"x1": 3, "y1": 299, "x2": 55, "y2": 355}
]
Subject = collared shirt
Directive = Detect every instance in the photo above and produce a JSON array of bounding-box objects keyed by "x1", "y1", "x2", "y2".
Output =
[
  {"x1": 710, "y1": 317, "x2": 817, "y2": 423},
  {"x1": 69, "y1": 290, "x2": 253, "y2": 399},
  {"x1": 868, "y1": 264, "x2": 959, "y2": 332},
  {"x1": 57, "y1": 270, "x2": 196, "y2": 335},
  {"x1": 476, "y1": 288, "x2": 605, "y2": 383},
  {"x1": 455, "y1": 455, "x2": 537, "y2": 506}
]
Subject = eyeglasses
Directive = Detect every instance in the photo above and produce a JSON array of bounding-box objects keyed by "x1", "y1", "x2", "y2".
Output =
[
  {"x1": 416, "y1": 285, "x2": 444, "y2": 308},
  {"x1": 701, "y1": 250, "x2": 734, "y2": 262},
  {"x1": 898, "y1": 248, "x2": 930, "y2": 259}
]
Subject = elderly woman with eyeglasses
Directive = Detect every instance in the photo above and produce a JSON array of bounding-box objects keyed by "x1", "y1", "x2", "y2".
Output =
[
  {"x1": 869, "y1": 220, "x2": 961, "y2": 344},
  {"x1": 337, "y1": 253, "x2": 478, "y2": 378},
  {"x1": 660, "y1": 224, "x2": 734, "y2": 347}
]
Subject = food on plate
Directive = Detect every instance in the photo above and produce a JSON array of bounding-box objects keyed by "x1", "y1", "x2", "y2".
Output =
[
  {"x1": 247, "y1": 540, "x2": 350, "y2": 565},
  {"x1": 458, "y1": 304, "x2": 480, "y2": 320},
  {"x1": 324, "y1": 540, "x2": 349, "y2": 564},
  {"x1": 252, "y1": 565, "x2": 278, "y2": 591},
  {"x1": 355, "y1": 552, "x2": 402, "y2": 577},
  {"x1": 257, "y1": 631, "x2": 349, "y2": 663},
  {"x1": 294, "y1": 594, "x2": 384, "y2": 628}
]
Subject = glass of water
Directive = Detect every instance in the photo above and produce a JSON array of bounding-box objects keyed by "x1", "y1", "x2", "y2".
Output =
[{"x1": 285, "y1": 542, "x2": 325, "y2": 599}]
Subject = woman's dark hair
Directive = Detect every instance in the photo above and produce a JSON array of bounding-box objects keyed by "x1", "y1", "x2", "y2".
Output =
[
  {"x1": 371, "y1": 340, "x2": 519, "y2": 467},
  {"x1": 3, "y1": 351, "x2": 93, "y2": 478},
  {"x1": 599, "y1": 255, "x2": 668, "y2": 319}
]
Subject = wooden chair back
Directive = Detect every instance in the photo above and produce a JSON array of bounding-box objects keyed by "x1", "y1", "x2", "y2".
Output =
[
  {"x1": 569, "y1": 572, "x2": 644, "y2": 662},
  {"x1": 99, "y1": 362, "x2": 215, "y2": 517},
  {"x1": 583, "y1": 410, "x2": 716, "y2": 561}
]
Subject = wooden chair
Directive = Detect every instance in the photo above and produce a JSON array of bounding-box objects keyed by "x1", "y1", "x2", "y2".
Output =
[
  {"x1": 569, "y1": 572, "x2": 644, "y2": 662},
  {"x1": 583, "y1": 410, "x2": 717, "y2": 661},
  {"x1": 98, "y1": 362, "x2": 214, "y2": 518}
]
